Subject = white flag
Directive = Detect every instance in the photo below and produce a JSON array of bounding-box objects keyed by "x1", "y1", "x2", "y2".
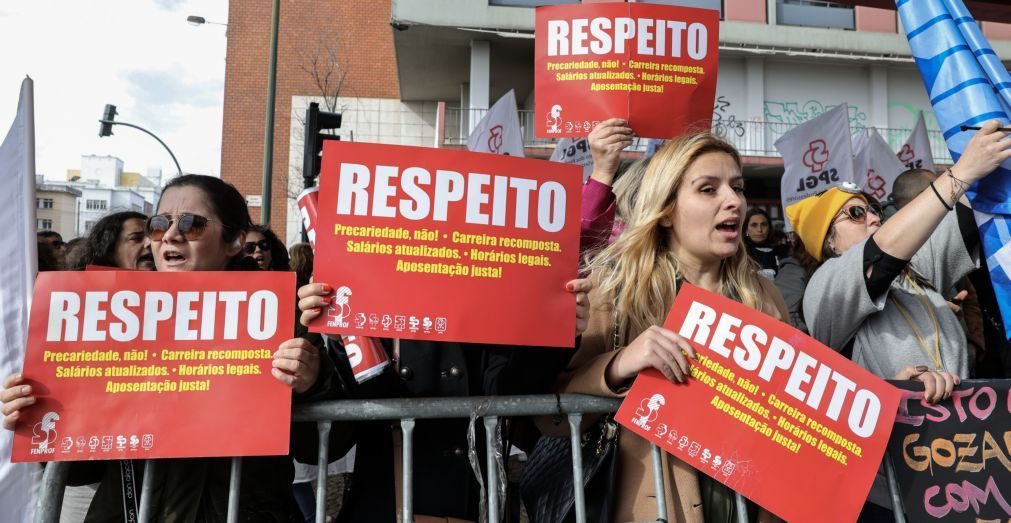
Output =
[
  {"x1": 549, "y1": 137, "x2": 593, "y2": 182},
  {"x1": 775, "y1": 103, "x2": 855, "y2": 216},
  {"x1": 467, "y1": 90, "x2": 525, "y2": 157},
  {"x1": 897, "y1": 111, "x2": 936, "y2": 173},
  {"x1": 853, "y1": 128, "x2": 907, "y2": 203},
  {"x1": 0, "y1": 77, "x2": 40, "y2": 523}
]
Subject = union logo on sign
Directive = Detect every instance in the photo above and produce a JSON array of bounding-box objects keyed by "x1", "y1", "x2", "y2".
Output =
[{"x1": 803, "y1": 140, "x2": 830, "y2": 173}]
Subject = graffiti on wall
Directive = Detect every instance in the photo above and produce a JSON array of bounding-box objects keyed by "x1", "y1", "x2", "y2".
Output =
[
  {"x1": 712, "y1": 95, "x2": 745, "y2": 138},
  {"x1": 763, "y1": 100, "x2": 868, "y2": 133}
]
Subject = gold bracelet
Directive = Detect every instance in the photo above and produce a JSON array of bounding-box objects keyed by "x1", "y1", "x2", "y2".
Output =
[{"x1": 946, "y1": 168, "x2": 968, "y2": 204}]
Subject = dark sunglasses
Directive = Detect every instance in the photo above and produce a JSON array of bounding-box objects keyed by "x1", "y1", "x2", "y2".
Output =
[
  {"x1": 834, "y1": 204, "x2": 881, "y2": 225},
  {"x1": 145, "y1": 213, "x2": 214, "y2": 241},
  {"x1": 242, "y1": 239, "x2": 272, "y2": 255}
]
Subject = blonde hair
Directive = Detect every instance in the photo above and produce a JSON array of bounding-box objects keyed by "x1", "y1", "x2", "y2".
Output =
[
  {"x1": 612, "y1": 157, "x2": 651, "y2": 224},
  {"x1": 587, "y1": 133, "x2": 766, "y2": 341}
]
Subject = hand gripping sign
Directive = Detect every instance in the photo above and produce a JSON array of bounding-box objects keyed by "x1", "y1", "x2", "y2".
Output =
[
  {"x1": 615, "y1": 284, "x2": 902, "y2": 522},
  {"x1": 12, "y1": 271, "x2": 296, "y2": 462},
  {"x1": 535, "y1": 3, "x2": 719, "y2": 139},
  {"x1": 312, "y1": 141, "x2": 582, "y2": 347}
]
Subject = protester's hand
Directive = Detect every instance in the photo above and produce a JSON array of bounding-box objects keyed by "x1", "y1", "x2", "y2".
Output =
[
  {"x1": 606, "y1": 326, "x2": 697, "y2": 388},
  {"x1": 588, "y1": 118, "x2": 633, "y2": 185},
  {"x1": 297, "y1": 282, "x2": 332, "y2": 327},
  {"x1": 952, "y1": 120, "x2": 1011, "y2": 183},
  {"x1": 1, "y1": 373, "x2": 34, "y2": 431},
  {"x1": 946, "y1": 289, "x2": 968, "y2": 314},
  {"x1": 894, "y1": 365, "x2": 960, "y2": 404},
  {"x1": 272, "y1": 338, "x2": 321, "y2": 394},
  {"x1": 566, "y1": 278, "x2": 593, "y2": 337}
]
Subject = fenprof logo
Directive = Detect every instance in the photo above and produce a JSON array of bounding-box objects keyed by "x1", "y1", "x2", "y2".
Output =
[
  {"x1": 31, "y1": 412, "x2": 59, "y2": 455},
  {"x1": 632, "y1": 394, "x2": 665, "y2": 431},
  {"x1": 546, "y1": 104, "x2": 563, "y2": 134},
  {"x1": 327, "y1": 286, "x2": 353, "y2": 329},
  {"x1": 802, "y1": 140, "x2": 830, "y2": 173}
]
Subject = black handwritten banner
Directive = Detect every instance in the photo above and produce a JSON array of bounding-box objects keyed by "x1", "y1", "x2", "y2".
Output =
[{"x1": 887, "y1": 380, "x2": 1011, "y2": 522}]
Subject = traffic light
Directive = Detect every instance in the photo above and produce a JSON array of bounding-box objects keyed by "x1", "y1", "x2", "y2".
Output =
[
  {"x1": 301, "y1": 102, "x2": 342, "y2": 189},
  {"x1": 98, "y1": 104, "x2": 117, "y2": 137}
]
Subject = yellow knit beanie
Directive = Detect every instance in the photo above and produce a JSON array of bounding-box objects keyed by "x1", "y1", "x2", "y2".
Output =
[{"x1": 785, "y1": 186, "x2": 867, "y2": 262}]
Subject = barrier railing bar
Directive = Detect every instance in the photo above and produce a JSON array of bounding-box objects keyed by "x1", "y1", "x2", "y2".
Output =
[
  {"x1": 34, "y1": 461, "x2": 69, "y2": 523},
  {"x1": 885, "y1": 453, "x2": 907, "y2": 523},
  {"x1": 226, "y1": 457, "x2": 241, "y2": 523},
  {"x1": 567, "y1": 413, "x2": 587, "y2": 523},
  {"x1": 292, "y1": 394, "x2": 622, "y2": 422},
  {"x1": 734, "y1": 492, "x2": 749, "y2": 523},
  {"x1": 650, "y1": 443, "x2": 668, "y2": 522},
  {"x1": 401, "y1": 418, "x2": 415, "y2": 523},
  {"x1": 484, "y1": 415, "x2": 500, "y2": 523},
  {"x1": 315, "y1": 421, "x2": 332, "y2": 523},
  {"x1": 137, "y1": 459, "x2": 156, "y2": 523}
]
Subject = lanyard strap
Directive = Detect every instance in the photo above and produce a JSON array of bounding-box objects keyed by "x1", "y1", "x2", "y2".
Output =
[
  {"x1": 119, "y1": 460, "x2": 139, "y2": 523},
  {"x1": 889, "y1": 273, "x2": 943, "y2": 371}
]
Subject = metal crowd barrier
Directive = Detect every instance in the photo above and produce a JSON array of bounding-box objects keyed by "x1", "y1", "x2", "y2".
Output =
[{"x1": 34, "y1": 393, "x2": 906, "y2": 523}]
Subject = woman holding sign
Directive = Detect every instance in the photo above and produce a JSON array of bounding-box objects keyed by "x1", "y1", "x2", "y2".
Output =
[
  {"x1": 787, "y1": 121, "x2": 1011, "y2": 401},
  {"x1": 543, "y1": 133, "x2": 788, "y2": 522},
  {"x1": 2, "y1": 174, "x2": 342, "y2": 521}
]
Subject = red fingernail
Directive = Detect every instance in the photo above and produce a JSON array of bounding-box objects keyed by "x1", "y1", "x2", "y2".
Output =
[
  {"x1": 320, "y1": 284, "x2": 331, "y2": 294},
  {"x1": 565, "y1": 282, "x2": 574, "y2": 291}
]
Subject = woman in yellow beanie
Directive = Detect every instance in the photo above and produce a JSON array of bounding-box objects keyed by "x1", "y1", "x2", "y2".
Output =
[
  {"x1": 786, "y1": 120, "x2": 1011, "y2": 405},
  {"x1": 540, "y1": 133, "x2": 787, "y2": 523}
]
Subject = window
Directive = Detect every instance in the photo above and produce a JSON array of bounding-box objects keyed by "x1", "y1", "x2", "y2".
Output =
[
  {"x1": 36, "y1": 198, "x2": 54, "y2": 209},
  {"x1": 778, "y1": 0, "x2": 854, "y2": 30},
  {"x1": 37, "y1": 219, "x2": 52, "y2": 231},
  {"x1": 86, "y1": 199, "x2": 108, "y2": 211},
  {"x1": 84, "y1": 220, "x2": 98, "y2": 233}
]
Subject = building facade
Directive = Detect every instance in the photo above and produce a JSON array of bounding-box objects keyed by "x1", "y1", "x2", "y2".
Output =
[
  {"x1": 35, "y1": 176, "x2": 81, "y2": 239},
  {"x1": 220, "y1": 0, "x2": 1011, "y2": 240}
]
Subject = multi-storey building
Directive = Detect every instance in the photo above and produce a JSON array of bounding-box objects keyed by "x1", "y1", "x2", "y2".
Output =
[{"x1": 220, "y1": 0, "x2": 1011, "y2": 241}]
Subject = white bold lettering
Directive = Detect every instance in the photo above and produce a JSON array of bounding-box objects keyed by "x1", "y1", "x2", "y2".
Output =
[
  {"x1": 47, "y1": 292, "x2": 80, "y2": 342},
  {"x1": 142, "y1": 292, "x2": 173, "y2": 341},
  {"x1": 336, "y1": 163, "x2": 371, "y2": 216},
  {"x1": 433, "y1": 170, "x2": 465, "y2": 222},
  {"x1": 109, "y1": 291, "x2": 140, "y2": 342},
  {"x1": 538, "y1": 181, "x2": 566, "y2": 233},
  {"x1": 678, "y1": 301, "x2": 716, "y2": 346},
  {"x1": 247, "y1": 290, "x2": 278, "y2": 340}
]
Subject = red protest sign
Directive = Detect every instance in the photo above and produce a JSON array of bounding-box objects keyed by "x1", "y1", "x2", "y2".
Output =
[
  {"x1": 12, "y1": 271, "x2": 295, "y2": 462},
  {"x1": 535, "y1": 3, "x2": 719, "y2": 139},
  {"x1": 615, "y1": 284, "x2": 902, "y2": 522},
  {"x1": 312, "y1": 141, "x2": 581, "y2": 347}
]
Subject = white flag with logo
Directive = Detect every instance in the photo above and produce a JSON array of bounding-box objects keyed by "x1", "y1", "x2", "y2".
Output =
[
  {"x1": 897, "y1": 111, "x2": 935, "y2": 173},
  {"x1": 853, "y1": 128, "x2": 907, "y2": 203},
  {"x1": 467, "y1": 89, "x2": 525, "y2": 158},
  {"x1": 549, "y1": 137, "x2": 593, "y2": 182},
  {"x1": 0, "y1": 77, "x2": 40, "y2": 523},
  {"x1": 775, "y1": 103, "x2": 855, "y2": 216}
]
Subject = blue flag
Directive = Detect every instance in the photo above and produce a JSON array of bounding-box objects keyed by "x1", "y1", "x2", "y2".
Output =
[{"x1": 898, "y1": 0, "x2": 1011, "y2": 339}]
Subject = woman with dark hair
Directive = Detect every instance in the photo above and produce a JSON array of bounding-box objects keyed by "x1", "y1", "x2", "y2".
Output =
[
  {"x1": 245, "y1": 224, "x2": 290, "y2": 271},
  {"x1": 71, "y1": 211, "x2": 155, "y2": 271},
  {"x1": 743, "y1": 207, "x2": 785, "y2": 278},
  {"x1": 3, "y1": 174, "x2": 342, "y2": 521},
  {"x1": 288, "y1": 243, "x2": 313, "y2": 287}
]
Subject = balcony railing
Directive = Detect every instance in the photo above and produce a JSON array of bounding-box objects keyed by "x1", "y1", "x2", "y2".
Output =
[{"x1": 442, "y1": 107, "x2": 954, "y2": 165}]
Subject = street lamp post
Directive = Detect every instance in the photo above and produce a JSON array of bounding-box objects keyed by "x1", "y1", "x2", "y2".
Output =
[
  {"x1": 260, "y1": 0, "x2": 281, "y2": 226},
  {"x1": 98, "y1": 104, "x2": 183, "y2": 176}
]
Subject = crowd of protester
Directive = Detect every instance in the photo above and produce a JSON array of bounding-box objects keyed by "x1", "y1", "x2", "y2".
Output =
[{"x1": 3, "y1": 120, "x2": 1011, "y2": 522}]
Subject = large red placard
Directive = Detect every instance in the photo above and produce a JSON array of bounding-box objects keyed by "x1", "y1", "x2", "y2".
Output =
[
  {"x1": 11, "y1": 271, "x2": 295, "y2": 462},
  {"x1": 311, "y1": 141, "x2": 582, "y2": 347},
  {"x1": 615, "y1": 284, "x2": 902, "y2": 522},
  {"x1": 535, "y1": 3, "x2": 719, "y2": 139}
]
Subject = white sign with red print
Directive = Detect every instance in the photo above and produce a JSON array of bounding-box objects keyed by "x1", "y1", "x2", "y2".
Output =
[
  {"x1": 853, "y1": 128, "x2": 906, "y2": 202},
  {"x1": 775, "y1": 103, "x2": 855, "y2": 223},
  {"x1": 897, "y1": 111, "x2": 936, "y2": 173}
]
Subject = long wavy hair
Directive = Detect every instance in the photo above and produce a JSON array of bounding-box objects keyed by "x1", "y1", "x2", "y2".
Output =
[{"x1": 586, "y1": 133, "x2": 766, "y2": 341}]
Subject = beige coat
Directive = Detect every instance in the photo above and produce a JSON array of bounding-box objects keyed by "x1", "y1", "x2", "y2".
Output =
[{"x1": 541, "y1": 276, "x2": 788, "y2": 523}]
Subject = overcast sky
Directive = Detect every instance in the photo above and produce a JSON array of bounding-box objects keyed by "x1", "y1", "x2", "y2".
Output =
[{"x1": 0, "y1": 0, "x2": 229, "y2": 182}]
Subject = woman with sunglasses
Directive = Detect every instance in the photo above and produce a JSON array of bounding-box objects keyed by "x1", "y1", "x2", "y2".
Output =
[
  {"x1": 788, "y1": 121, "x2": 1011, "y2": 409},
  {"x1": 245, "y1": 224, "x2": 291, "y2": 271},
  {"x1": 2, "y1": 174, "x2": 342, "y2": 521}
]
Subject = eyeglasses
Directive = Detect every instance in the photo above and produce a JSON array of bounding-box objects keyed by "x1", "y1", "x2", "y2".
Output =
[
  {"x1": 242, "y1": 239, "x2": 272, "y2": 255},
  {"x1": 833, "y1": 204, "x2": 881, "y2": 225},
  {"x1": 145, "y1": 213, "x2": 215, "y2": 241}
]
